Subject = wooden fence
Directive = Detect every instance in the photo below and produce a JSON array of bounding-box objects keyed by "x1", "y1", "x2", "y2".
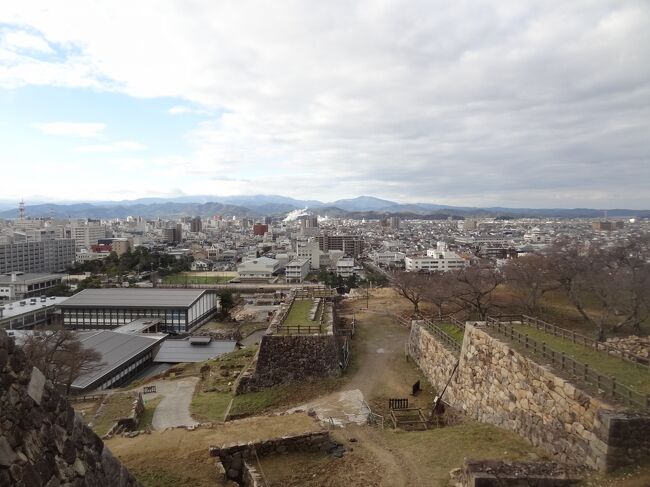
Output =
[
  {"x1": 421, "y1": 319, "x2": 462, "y2": 355},
  {"x1": 277, "y1": 324, "x2": 323, "y2": 335},
  {"x1": 389, "y1": 398, "x2": 409, "y2": 410},
  {"x1": 486, "y1": 317, "x2": 650, "y2": 410},
  {"x1": 520, "y1": 315, "x2": 650, "y2": 369}
]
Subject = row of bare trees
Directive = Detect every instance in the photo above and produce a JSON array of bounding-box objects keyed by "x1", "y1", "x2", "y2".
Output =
[
  {"x1": 392, "y1": 235, "x2": 650, "y2": 340},
  {"x1": 392, "y1": 262, "x2": 502, "y2": 321}
]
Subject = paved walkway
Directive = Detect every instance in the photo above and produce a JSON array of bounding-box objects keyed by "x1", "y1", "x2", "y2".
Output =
[{"x1": 139, "y1": 377, "x2": 199, "y2": 430}]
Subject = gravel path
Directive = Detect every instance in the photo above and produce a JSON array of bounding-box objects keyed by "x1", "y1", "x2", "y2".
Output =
[{"x1": 147, "y1": 377, "x2": 199, "y2": 429}]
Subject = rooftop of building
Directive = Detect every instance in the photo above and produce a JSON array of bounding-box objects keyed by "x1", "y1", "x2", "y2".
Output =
[
  {"x1": 0, "y1": 296, "x2": 69, "y2": 321},
  {"x1": 0, "y1": 273, "x2": 67, "y2": 284},
  {"x1": 72, "y1": 330, "x2": 166, "y2": 390},
  {"x1": 59, "y1": 288, "x2": 209, "y2": 309},
  {"x1": 153, "y1": 338, "x2": 236, "y2": 363},
  {"x1": 112, "y1": 317, "x2": 165, "y2": 335}
]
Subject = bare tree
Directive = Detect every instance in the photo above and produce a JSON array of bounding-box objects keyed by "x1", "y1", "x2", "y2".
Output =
[
  {"x1": 546, "y1": 238, "x2": 650, "y2": 340},
  {"x1": 606, "y1": 235, "x2": 650, "y2": 333},
  {"x1": 422, "y1": 272, "x2": 463, "y2": 319},
  {"x1": 391, "y1": 271, "x2": 429, "y2": 315},
  {"x1": 452, "y1": 262, "x2": 503, "y2": 320},
  {"x1": 22, "y1": 328, "x2": 103, "y2": 395},
  {"x1": 546, "y1": 239, "x2": 610, "y2": 340},
  {"x1": 502, "y1": 254, "x2": 560, "y2": 314}
]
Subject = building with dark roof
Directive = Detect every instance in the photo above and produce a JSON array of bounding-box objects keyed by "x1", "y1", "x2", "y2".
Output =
[
  {"x1": 71, "y1": 330, "x2": 166, "y2": 393},
  {"x1": 60, "y1": 288, "x2": 220, "y2": 333}
]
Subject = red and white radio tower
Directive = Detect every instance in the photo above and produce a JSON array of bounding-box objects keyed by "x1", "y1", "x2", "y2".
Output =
[{"x1": 18, "y1": 199, "x2": 25, "y2": 220}]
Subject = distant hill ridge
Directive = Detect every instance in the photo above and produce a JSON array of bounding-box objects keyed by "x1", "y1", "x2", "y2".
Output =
[{"x1": 0, "y1": 195, "x2": 647, "y2": 219}]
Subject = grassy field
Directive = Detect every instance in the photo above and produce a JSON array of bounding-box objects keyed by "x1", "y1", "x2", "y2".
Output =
[
  {"x1": 92, "y1": 393, "x2": 137, "y2": 437},
  {"x1": 511, "y1": 324, "x2": 650, "y2": 394},
  {"x1": 435, "y1": 322, "x2": 465, "y2": 344},
  {"x1": 229, "y1": 378, "x2": 343, "y2": 418},
  {"x1": 190, "y1": 391, "x2": 232, "y2": 423},
  {"x1": 284, "y1": 299, "x2": 315, "y2": 325},
  {"x1": 162, "y1": 273, "x2": 233, "y2": 284}
]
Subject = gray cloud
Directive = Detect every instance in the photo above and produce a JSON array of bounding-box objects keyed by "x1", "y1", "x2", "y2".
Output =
[{"x1": 1, "y1": 0, "x2": 649, "y2": 207}]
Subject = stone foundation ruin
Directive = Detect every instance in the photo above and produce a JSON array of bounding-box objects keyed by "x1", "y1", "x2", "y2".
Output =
[{"x1": 210, "y1": 431, "x2": 340, "y2": 486}]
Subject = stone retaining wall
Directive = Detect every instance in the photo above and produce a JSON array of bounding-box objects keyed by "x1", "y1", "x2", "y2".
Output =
[
  {"x1": 409, "y1": 322, "x2": 650, "y2": 472},
  {"x1": 235, "y1": 334, "x2": 341, "y2": 394},
  {"x1": 0, "y1": 328, "x2": 140, "y2": 486},
  {"x1": 209, "y1": 431, "x2": 334, "y2": 484},
  {"x1": 459, "y1": 460, "x2": 581, "y2": 486}
]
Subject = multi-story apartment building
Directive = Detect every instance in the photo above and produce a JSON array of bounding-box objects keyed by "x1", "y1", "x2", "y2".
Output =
[
  {"x1": 66, "y1": 220, "x2": 107, "y2": 250},
  {"x1": 163, "y1": 224, "x2": 183, "y2": 243},
  {"x1": 0, "y1": 239, "x2": 75, "y2": 274},
  {"x1": 317, "y1": 234, "x2": 364, "y2": 258},
  {"x1": 285, "y1": 258, "x2": 310, "y2": 283}
]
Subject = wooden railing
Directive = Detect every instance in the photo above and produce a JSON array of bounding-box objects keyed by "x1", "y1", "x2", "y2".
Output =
[
  {"x1": 277, "y1": 324, "x2": 322, "y2": 334},
  {"x1": 420, "y1": 320, "x2": 462, "y2": 356},
  {"x1": 363, "y1": 400, "x2": 385, "y2": 429},
  {"x1": 520, "y1": 315, "x2": 650, "y2": 369},
  {"x1": 486, "y1": 317, "x2": 650, "y2": 410},
  {"x1": 68, "y1": 394, "x2": 105, "y2": 403}
]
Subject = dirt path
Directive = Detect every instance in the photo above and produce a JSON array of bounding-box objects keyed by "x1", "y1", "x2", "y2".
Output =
[
  {"x1": 339, "y1": 426, "x2": 425, "y2": 487},
  {"x1": 143, "y1": 377, "x2": 199, "y2": 429}
]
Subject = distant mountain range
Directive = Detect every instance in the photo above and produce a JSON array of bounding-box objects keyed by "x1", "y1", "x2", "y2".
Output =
[{"x1": 0, "y1": 195, "x2": 648, "y2": 220}]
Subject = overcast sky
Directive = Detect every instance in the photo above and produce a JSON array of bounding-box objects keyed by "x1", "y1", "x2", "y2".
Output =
[{"x1": 1, "y1": 1, "x2": 649, "y2": 208}]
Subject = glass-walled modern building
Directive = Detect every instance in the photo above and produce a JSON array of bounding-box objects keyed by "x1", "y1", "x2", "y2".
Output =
[{"x1": 60, "y1": 288, "x2": 219, "y2": 333}]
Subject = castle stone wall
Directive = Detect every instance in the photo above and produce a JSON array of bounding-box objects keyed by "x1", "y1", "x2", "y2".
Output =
[
  {"x1": 409, "y1": 322, "x2": 650, "y2": 472},
  {"x1": 0, "y1": 328, "x2": 140, "y2": 486}
]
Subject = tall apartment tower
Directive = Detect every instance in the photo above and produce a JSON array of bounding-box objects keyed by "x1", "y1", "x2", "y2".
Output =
[{"x1": 190, "y1": 217, "x2": 202, "y2": 233}]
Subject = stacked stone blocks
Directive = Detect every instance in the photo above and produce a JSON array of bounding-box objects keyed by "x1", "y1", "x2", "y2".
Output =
[{"x1": 409, "y1": 322, "x2": 650, "y2": 472}]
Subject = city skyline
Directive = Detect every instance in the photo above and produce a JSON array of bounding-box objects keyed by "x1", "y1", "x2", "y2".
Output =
[{"x1": 1, "y1": 1, "x2": 649, "y2": 208}]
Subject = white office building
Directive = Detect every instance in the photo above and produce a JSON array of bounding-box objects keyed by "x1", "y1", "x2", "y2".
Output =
[
  {"x1": 296, "y1": 240, "x2": 324, "y2": 270},
  {"x1": 405, "y1": 242, "x2": 468, "y2": 272},
  {"x1": 336, "y1": 258, "x2": 356, "y2": 278},
  {"x1": 66, "y1": 221, "x2": 107, "y2": 250},
  {"x1": 285, "y1": 258, "x2": 310, "y2": 283},
  {"x1": 237, "y1": 257, "x2": 280, "y2": 280}
]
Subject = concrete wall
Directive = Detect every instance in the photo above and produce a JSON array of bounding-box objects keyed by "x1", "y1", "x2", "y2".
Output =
[
  {"x1": 409, "y1": 322, "x2": 650, "y2": 472},
  {"x1": 0, "y1": 328, "x2": 140, "y2": 486},
  {"x1": 235, "y1": 334, "x2": 341, "y2": 394}
]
